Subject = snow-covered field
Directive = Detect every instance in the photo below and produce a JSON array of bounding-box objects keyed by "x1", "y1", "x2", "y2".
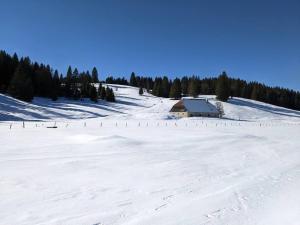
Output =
[{"x1": 1, "y1": 85, "x2": 300, "y2": 225}]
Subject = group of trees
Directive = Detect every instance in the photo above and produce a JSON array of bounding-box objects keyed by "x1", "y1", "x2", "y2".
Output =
[
  {"x1": 97, "y1": 83, "x2": 115, "y2": 102},
  {"x1": 1, "y1": 50, "x2": 299, "y2": 110},
  {"x1": 0, "y1": 50, "x2": 115, "y2": 102},
  {"x1": 127, "y1": 71, "x2": 300, "y2": 110}
]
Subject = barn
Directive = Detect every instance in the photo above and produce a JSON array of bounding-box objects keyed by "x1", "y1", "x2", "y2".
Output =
[{"x1": 170, "y1": 98, "x2": 221, "y2": 118}]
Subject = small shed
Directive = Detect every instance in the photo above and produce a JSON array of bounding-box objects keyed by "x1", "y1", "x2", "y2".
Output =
[{"x1": 170, "y1": 98, "x2": 220, "y2": 118}]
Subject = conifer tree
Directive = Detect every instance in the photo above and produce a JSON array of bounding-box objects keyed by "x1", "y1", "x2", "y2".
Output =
[
  {"x1": 8, "y1": 65, "x2": 34, "y2": 102},
  {"x1": 139, "y1": 86, "x2": 144, "y2": 95},
  {"x1": 99, "y1": 86, "x2": 106, "y2": 100},
  {"x1": 216, "y1": 72, "x2": 230, "y2": 102},
  {"x1": 188, "y1": 78, "x2": 200, "y2": 98},
  {"x1": 251, "y1": 85, "x2": 259, "y2": 100},
  {"x1": 106, "y1": 87, "x2": 116, "y2": 102},
  {"x1": 89, "y1": 85, "x2": 98, "y2": 102},
  {"x1": 161, "y1": 76, "x2": 170, "y2": 97},
  {"x1": 130, "y1": 72, "x2": 137, "y2": 87},
  {"x1": 64, "y1": 66, "x2": 73, "y2": 97},
  {"x1": 169, "y1": 78, "x2": 181, "y2": 99},
  {"x1": 92, "y1": 67, "x2": 99, "y2": 83},
  {"x1": 181, "y1": 76, "x2": 188, "y2": 96},
  {"x1": 98, "y1": 83, "x2": 102, "y2": 95},
  {"x1": 51, "y1": 70, "x2": 60, "y2": 101}
]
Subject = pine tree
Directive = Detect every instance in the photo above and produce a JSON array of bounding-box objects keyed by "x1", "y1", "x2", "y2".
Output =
[
  {"x1": 8, "y1": 65, "x2": 34, "y2": 102},
  {"x1": 92, "y1": 67, "x2": 99, "y2": 83},
  {"x1": 98, "y1": 83, "x2": 102, "y2": 95},
  {"x1": 216, "y1": 71, "x2": 230, "y2": 102},
  {"x1": 51, "y1": 70, "x2": 60, "y2": 101},
  {"x1": 152, "y1": 77, "x2": 164, "y2": 97},
  {"x1": 169, "y1": 78, "x2": 181, "y2": 99},
  {"x1": 89, "y1": 85, "x2": 98, "y2": 102},
  {"x1": 139, "y1": 86, "x2": 144, "y2": 95},
  {"x1": 161, "y1": 76, "x2": 170, "y2": 97},
  {"x1": 181, "y1": 76, "x2": 188, "y2": 96},
  {"x1": 106, "y1": 87, "x2": 116, "y2": 102},
  {"x1": 99, "y1": 86, "x2": 106, "y2": 100},
  {"x1": 130, "y1": 72, "x2": 137, "y2": 87},
  {"x1": 64, "y1": 66, "x2": 73, "y2": 97},
  {"x1": 251, "y1": 85, "x2": 259, "y2": 100},
  {"x1": 188, "y1": 78, "x2": 199, "y2": 98},
  {"x1": 110, "y1": 88, "x2": 116, "y2": 102},
  {"x1": 71, "y1": 68, "x2": 80, "y2": 99}
]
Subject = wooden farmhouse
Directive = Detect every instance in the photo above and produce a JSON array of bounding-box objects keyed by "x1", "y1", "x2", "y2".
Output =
[{"x1": 170, "y1": 98, "x2": 221, "y2": 118}]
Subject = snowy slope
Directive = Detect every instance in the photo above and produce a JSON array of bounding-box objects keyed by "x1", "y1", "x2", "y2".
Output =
[
  {"x1": 0, "y1": 85, "x2": 157, "y2": 121},
  {"x1": 1, "y1": 84, "x2": 300, "y2": 122},
  {"x1": 1, "y1": 84, "x2": 300, "y2": 225},
  {"x1": 1, "y1": 118, "x2": 300, "y2": 225}
]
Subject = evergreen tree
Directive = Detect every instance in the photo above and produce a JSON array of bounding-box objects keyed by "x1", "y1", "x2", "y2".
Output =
[
  {"x1": 106, "y1": 87, "x2": 116, "y2": 102},
  {"x1": 216, "y1": 72, "x2": 230, "y2": 102},
  {"x1": 130, "y1": 72, "x2": 137, "y2": 87},
  {"x1": 0, "y1": 51, "x2": 19, "y2": 92},
  {"x1": 251, "y1": 85, "x2": 259, "y2": 100},
  {"x1": 64, "y1": 66, "x2": 73, "y2": 97},
  {"x1": 51, "y1": 70, "x2": 60, "y2": 101},
  {"x1": 99, "y1": 86, "x2": 106, "y2": 100},
  {"x1": 188, "y1": 77, "x2": 200, "y2": 97},
  {"x1": 181, "y1": 76, "x2": 189, "y2": 96},
  {"x1": 152, "y1": 77, "x2": 163, "y2": 97},
  {"x1": 169, "y1": 78, "x2": 181, "y2": 99},
  {"x1": 161, "y1": 76, "x2": 170, "y2": 97},
  {"x1": 8, "y1": 65, "x2": 34, "y2": 102},
  {"x1": 72, "y1": 68, "x2": 80, "y2": 99},
  {"x1": 201, "y1": 82, "x2": 209, "y2": 94},
  {"x1": 98, "y1": 83, "x2": 102, "y2": 95},
  {"x1": 139, "y1": 86, "x2": 144, "y2": 95},
  {"x1": 34, "y1": 64, "x2": 53, "y2": 97},
  {"x1": 89, "y1": 85, "x2": 98, "y2": 102},
  {"x1": 92, "y1": 67, "x2": 99, "y2": 83}
]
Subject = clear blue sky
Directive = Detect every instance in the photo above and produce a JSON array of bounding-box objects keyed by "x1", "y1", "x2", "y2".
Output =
[{"x1": 0, "y1": 0, "x2": 299, "y2": 90}]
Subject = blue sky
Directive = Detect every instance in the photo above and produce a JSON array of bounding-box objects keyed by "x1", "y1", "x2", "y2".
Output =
[{"x1": 0, "y1": 0, "x2": 299, "y2": 90}]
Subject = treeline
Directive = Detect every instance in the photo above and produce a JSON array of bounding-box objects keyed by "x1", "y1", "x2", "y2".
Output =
[
  {"x1": 0, "y1": 50, "x2": 115, "y2": 102},
  {"x1": 1, "y1": 50, "x2": 299, "y2": 110},
  {"x1": 125, "y1": 72, "x2": 300, "y2": 110}
]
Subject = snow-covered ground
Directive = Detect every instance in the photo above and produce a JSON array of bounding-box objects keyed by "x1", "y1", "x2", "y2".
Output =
[{"x1": 1, "y1": 85, "x2": 300, "y2": 225}]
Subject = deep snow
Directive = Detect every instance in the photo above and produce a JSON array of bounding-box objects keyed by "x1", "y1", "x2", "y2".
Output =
[{"x1": 1, "y1": 85, "x2": 300, "y2": 225}]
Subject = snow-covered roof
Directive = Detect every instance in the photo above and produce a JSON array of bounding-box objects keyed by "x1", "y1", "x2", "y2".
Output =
[{"x1": 170, "y1": 98, "x2": 219, "y2": 113}]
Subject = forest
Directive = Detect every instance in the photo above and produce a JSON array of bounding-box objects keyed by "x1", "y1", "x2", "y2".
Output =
[
  {"x1": 1, "y1": 50, "x2": 299, "y2": 110},
  {"x1": 0, "y1": 50, "x2": 115, "y2": 103}
]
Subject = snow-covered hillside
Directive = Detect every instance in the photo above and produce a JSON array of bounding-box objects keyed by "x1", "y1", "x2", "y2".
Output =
[
  {"x1": 1, "y1": 85, "x2": 300, "y2": 225},
  {"x1": 1, "y1": 84, "x2": 300, "y2": 122}
]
